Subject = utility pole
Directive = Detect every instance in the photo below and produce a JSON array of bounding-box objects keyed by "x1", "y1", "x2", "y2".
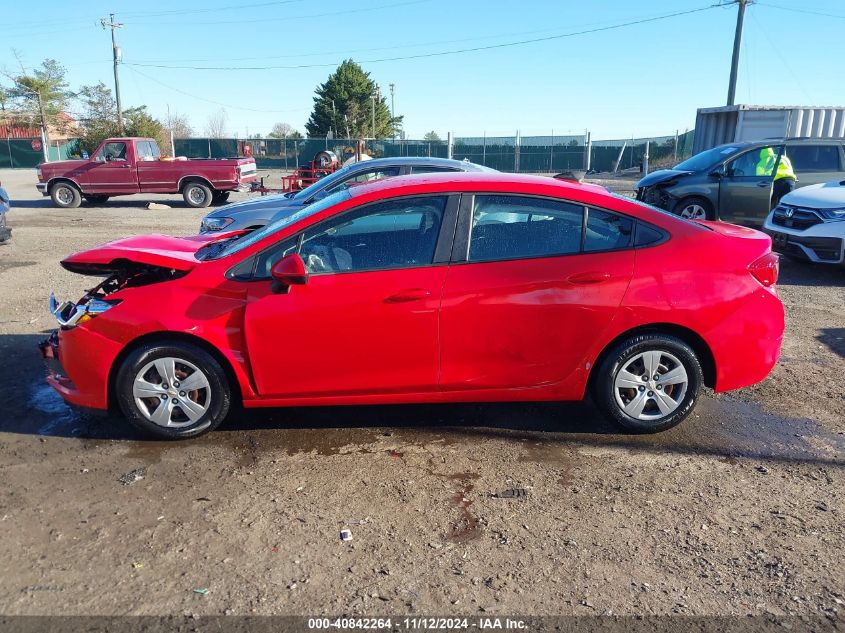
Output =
[
  {"x1": 726, "y1": 0, "x2": 749, "y2": 106},
  {"x1": 36, "y1": 90, "x2": 50, "y2": 163},
  {"x1": 101, "y1": 13, "x2": 124, "y2": 133},
  {"x1": 389, "y1": 83, "x2": 395, "y2": 140},
  {"x1": 370, "y1": 86, "x2": 381, "y2": 139}
]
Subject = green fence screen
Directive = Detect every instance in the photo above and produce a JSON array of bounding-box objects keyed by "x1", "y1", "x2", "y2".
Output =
[{"x1": 171, "y1": 131, "x2": 695, "y2": 174}]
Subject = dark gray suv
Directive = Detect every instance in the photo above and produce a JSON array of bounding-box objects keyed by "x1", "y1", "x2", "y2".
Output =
[
  {"x1": 200, "y1": 156, "x2": 493, "y2": 233},
  {"x1": 636, "y1": 139, "x2": 845, "y2": 225}
]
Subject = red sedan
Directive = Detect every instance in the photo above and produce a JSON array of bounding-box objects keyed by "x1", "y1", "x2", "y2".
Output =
[{"x1": 41, "y1": 173, "x2": 784, "y2": 439}]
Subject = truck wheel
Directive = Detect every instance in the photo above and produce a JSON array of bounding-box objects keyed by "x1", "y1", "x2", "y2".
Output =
[
  {"x1": 50, "y1": 182, "x2": 82, "y2": 209},
  {"x1": 212, "y1": 191, "x2": 230, "y2": 204},
  {"x1": 83, "y1": 194, "x2": 110, "y2": 204},
  {"x1": 183, "y1": 181, "x2": 213, "y2": 208}
]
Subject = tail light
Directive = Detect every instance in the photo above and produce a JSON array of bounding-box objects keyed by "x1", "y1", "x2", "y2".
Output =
[{"x1": 749, "y1": 252, "x2": 779, "y2": 288}]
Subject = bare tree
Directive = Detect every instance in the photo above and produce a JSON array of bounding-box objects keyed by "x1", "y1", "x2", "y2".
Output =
[
  {"x1": 268, "y1": 122, "x2": 302, "y2": 139},
  {"x1": 166, "y1": 110, "x2": 193, "y2": 138},
  {"x1": 204, "y1": 108, "x2": 228, "y2": 138}
]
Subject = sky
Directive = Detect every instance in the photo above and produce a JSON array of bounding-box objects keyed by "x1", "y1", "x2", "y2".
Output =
[{"x1": 3, "y1": 0, "x2": 845, "y2": 141}]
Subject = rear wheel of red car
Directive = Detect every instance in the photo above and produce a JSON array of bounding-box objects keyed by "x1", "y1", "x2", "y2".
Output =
[
  {"x1": 50, "y1": 182, "x2": 82, "y2": 209},
  {"x1": 592, "y1": 334, "x2": 703, "y2": 433},
  {"x1": 116, "y1": 342, "x2": 231, "y2": 439},
  {"x1": 182, "y1": 181, "x2": 213, "y2": 208}
]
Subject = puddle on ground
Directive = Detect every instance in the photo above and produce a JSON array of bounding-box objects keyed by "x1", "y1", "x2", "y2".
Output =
[
  {"x1": 28, "y1": 382, "x2": 82, "y2": 436},
  {"x1": 615, "y1": 396, "x2": 845, "y2": 464},
  {"x1": 16, "y1": 375, "x2": 844, "y2": 472}
]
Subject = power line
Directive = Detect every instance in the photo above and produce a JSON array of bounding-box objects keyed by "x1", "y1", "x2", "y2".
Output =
[
  {"x1": 127, "y1": 9, "x2": 705, "y2": 64},
  {"x1": 124, "y1": 4, "x2": 721, "y2": 71},
  {"x1": 124, "y1": 65, "x2": 301, "y2": 114},
  {"x1": 756, "y1": 1, "x2": 845, "y2": 19},
  {"x1": 117, "y1": 0, "x2": 308, "y2": 18},
  {"x1": 3, "y1": 0, "x2": 309, "y2": 29},
  {"x1": 122, "y1": 0, "x2": 431, "y2": 26}
]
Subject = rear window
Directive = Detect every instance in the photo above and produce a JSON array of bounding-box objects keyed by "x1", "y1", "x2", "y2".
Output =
[{"x1": 785, "y1": 145, "x2": 842, "y2": 172}]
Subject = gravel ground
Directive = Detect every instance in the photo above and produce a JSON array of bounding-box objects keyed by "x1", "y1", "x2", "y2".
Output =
[{"x1": 0, "y1": 168, "x2": 843, "y2": 619}]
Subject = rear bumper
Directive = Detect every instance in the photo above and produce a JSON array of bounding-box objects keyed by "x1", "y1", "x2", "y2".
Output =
[{"x1": 708, "y1": 288, "x2": 785, "y2": 393}]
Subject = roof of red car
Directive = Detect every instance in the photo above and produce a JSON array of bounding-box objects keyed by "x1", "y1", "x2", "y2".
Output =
[{"x1": 346, "y1": 171, "x2": 610, "y2": 201}]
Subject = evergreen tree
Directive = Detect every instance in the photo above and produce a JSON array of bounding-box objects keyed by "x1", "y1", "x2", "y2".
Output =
[{"x1": 305, "y1": 60, "x2": 401, "y2": 139}]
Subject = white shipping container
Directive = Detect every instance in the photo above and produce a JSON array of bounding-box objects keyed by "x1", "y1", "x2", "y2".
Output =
[{"x1": 692, "y1": 105, "x2": 845, "y2": 154}]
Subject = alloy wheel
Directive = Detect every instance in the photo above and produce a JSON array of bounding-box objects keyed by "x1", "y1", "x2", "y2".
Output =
[
  {"x1": 613, "y1": 350, "x2": 689, "y2": 421},
  {"x1": 132, "y1": 357, "x2": 211, "y2": 427},
  {"x1": 679, "y1": 204, "x2": 707, "y2": 220}
]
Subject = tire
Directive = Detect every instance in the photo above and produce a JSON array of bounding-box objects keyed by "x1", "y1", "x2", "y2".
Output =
[
  {"x1": 212, "y1": 191, "x2": 230, "y2": 204},
  {"x1": 591, "y1": 334, "x2": 703, "y2": 433},
  {"x1": 182, "y1": 181, "x2": 213, "y2": 208},
  {"x1": 50, "y1": 182, "x2": 82, "y2": 209},
  {"x1": 672, "y1": 196, "x2": 714, "y2": 221},
  {"x1": 115, "y1": 342, "x2": 231, "y2": 440},
  {"x1": 83, "y1": 194, "x2": 110, "y2": 204}
]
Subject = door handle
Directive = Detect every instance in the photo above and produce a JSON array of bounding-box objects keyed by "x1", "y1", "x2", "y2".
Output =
[
  {"x1": 567, "y1": 271, "x2": 611, "y2": 285},
  {"x1": 384, "y1": 289, "x2": 432, "y2": 303},
  {"x1": 757, "y1": 180, "x2": 771, "y2": 187}
]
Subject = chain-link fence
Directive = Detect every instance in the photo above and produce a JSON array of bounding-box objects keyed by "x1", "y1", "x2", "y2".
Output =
[{"x1": 174, "y1": 131, "x2": 694, "y2": 173}]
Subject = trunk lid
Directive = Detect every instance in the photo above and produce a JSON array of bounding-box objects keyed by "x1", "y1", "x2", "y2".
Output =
[{"x1": 60, "y1": 233, "x2": 229, "y2": 275}]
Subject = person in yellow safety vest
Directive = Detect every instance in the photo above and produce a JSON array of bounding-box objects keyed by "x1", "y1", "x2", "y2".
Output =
[{"x1": 756, "y1": 147, "x2": 797, "y2": 208}]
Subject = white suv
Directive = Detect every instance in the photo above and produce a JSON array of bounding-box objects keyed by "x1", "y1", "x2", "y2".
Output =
[{"x1": 763, "y1": 181, "x2": 845, "y2": 266}]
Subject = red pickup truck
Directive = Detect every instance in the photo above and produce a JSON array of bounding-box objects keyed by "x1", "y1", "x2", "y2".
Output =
[{"x1": 36, "y1": 137, "x2": 257, "y2": 208}]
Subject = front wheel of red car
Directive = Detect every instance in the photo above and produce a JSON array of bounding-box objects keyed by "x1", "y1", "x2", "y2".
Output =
[
  {"x1": 116, "y1": 342, "x2": 231, "y2": 440},
  {"x1": 592, "y1": 334, "x2": 703, "y2": 433}
]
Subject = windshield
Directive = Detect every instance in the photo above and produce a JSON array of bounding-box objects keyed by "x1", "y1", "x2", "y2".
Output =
[
  {"x1": 674, "y1": 145, "x2": 743, "y2": 172},
  {"x1": 291, "y1": 164, "x2": 358, "y2": 200},
  {"x1": 204, "y1": 189, "x2": 352, "y2": 260}
]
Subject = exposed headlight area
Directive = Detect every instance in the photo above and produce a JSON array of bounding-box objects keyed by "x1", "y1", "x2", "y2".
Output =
[
  {"x1": 816, "y1": 207, "x2": 845, "y2": 221},
  {"x1": 636, "y1": 185, "x2": 673, "y2": 209},
  {"x1": 49, "y1": 293, "x2": 121, "y2": 328},
  {"x1": 200, "y1": 216, "x2": 234, "y2": 232}
]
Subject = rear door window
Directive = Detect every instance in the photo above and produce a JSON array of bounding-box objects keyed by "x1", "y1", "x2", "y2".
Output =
[
  {"x1": 469, "y1": 195, "x2": 583, "y2": 262},
  {"x1": 785, "y1": 145, "x2": 842, "y2": 172}
]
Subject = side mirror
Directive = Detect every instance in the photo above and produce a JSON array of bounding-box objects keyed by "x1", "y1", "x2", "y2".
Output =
[
  {"x1": 94, "y1": 155, "x2": 105, "y2": 163},
  {"x1": 270, "y1": 253, "x2": 307, "y2": 292},
  {"x1": 709, "y1": 167, "x2": 724, "y2": 179}
]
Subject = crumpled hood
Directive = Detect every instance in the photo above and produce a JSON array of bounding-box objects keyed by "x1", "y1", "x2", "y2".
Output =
[
  {"x1": 781, "y1": 181, "x2": 845, "y2": 209},
  {"x1": 204, "y1": 192, "x2": 299, "y2": 219},
  {"x1": 636, "y1": 169, "x2": 693, "y2": 188},
  {"x1": 60, "y1": 233, "x2": 227, "y2": 274}
]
